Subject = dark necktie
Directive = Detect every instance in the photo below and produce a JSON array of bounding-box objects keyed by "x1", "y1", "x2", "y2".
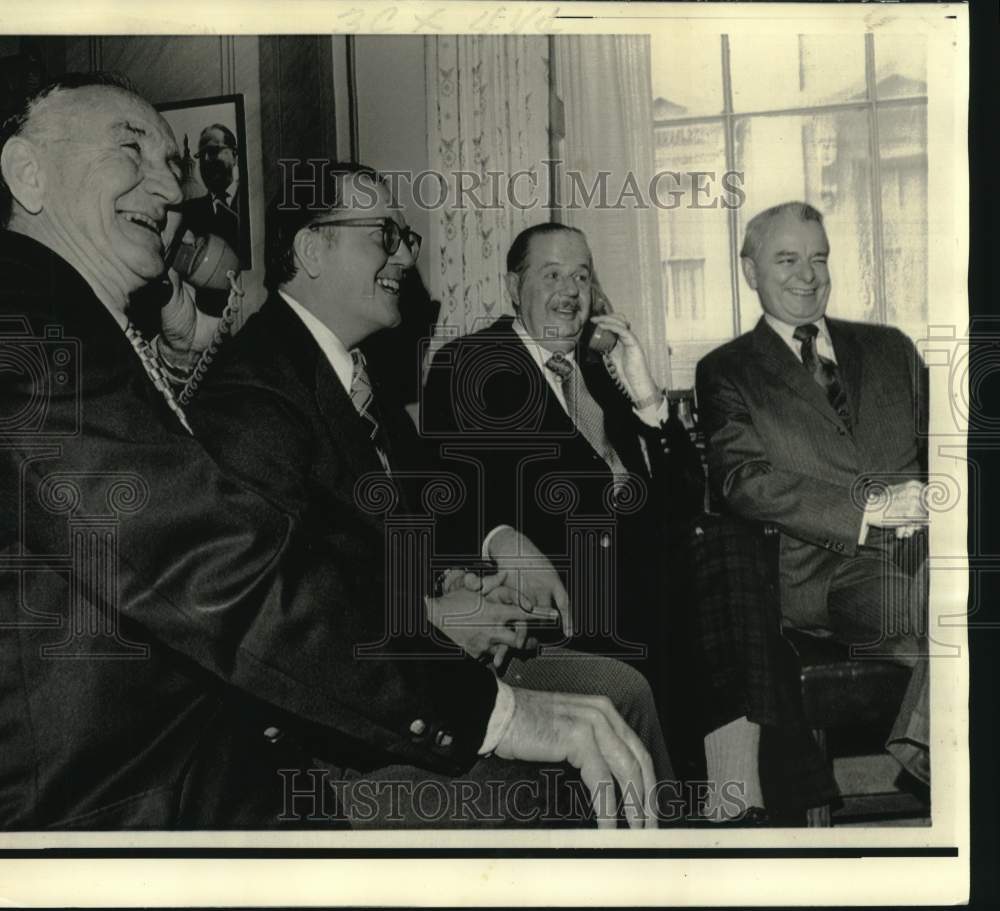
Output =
[
  {"x1": 545, "y1": 351, "x2": 629, "y2": 486},
  {"x1": 793, "y1": 323, "x2": 851, "y2": 430},
  {"x1": 349, "y1": 349, "x2": 392, "y2": 474}
]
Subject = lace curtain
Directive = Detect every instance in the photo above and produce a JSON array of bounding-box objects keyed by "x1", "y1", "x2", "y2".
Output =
[{"x1": 425, "y1": 36, "x2": 550, "y2": 348}]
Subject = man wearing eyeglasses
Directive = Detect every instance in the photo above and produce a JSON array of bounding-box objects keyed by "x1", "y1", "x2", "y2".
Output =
[
  {"x1": 186, "y1": 162, "x2": 659, "y2": 828},
  {"x1": 185, "y1": 124, "x2": 240, "y2": 248}
]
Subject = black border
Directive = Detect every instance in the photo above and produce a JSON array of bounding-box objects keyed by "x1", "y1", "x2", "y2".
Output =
[{"x1": 0, "y1": 846, "x2": 959, "y2": 859}]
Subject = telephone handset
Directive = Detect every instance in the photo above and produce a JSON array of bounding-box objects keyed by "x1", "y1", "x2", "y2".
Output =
[
  {"x1": 582, "y1": 273, "x2": 637, "y2": 401},
  {"x1": 585, "y1": 271, "x2": 619, "y2": 355},
  {"x1": 159, "y1": 215, "x2": 244, "y2": 406},
  {"x1": 163, "y1": 221, "x2": 241, "y2": 291}
]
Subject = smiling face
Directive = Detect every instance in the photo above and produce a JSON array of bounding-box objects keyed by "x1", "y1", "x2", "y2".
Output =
[
  {"x1": 742, "y1": 212, "x2": 831, "y2": 326},
  {"x1": 506, "y1": 229, "x2": 593, "y2": 353},
  {"x1": 311, "y1": 175, "x2": 416, "y2": 346},
  {"x1": 28, "y1": 86, "x2": 183, "y2": 298}
]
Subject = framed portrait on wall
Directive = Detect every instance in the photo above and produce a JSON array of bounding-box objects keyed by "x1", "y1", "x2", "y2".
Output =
[{"x1": 156, "y1": 93, "x2": 251, "y2": 274}]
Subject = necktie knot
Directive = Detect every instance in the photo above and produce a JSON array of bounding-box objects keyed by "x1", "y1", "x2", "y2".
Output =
[
  {"x1": 545, "y1": 351, "x2": 574, "y2": 381},
  {"x1": 350, "y1": 348, "x2": 368, "y2": 387},
  {"x1": 792, "y1": 323, "x2": 819, "y2": 344}
]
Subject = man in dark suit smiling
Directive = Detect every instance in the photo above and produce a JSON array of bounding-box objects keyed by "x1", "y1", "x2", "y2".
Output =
[
  {"x1": 422, "y1": 224, "x2": 704, "y2": 746},
  {"x1": 188, "y1": 164, "x2": 660, "y2": 828},
  {"x1": 695, "y1": 201, "x2": 930, "y2": 821}
]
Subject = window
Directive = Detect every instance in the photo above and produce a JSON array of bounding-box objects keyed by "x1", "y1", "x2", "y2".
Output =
[{"x1": 651, "y1": 33, "x2": 928, "y2": 387}]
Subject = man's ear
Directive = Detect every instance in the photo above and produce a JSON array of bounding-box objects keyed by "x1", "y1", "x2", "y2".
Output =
[
  {"x1": 1, "y1": 137, "x2": 44, "y2": 215},
  {"x1": 504, "y1": 271, "x2": 521, "y2": 311},
  {"x1": 740, "y1": 256, "x2": 758, "y2": 291},
  {"x1": 292, "y1": 226, "x2": 326, "y2": 279}
]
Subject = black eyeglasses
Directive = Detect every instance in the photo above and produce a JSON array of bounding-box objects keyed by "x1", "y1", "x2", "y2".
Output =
[
  {"x1": 308, "y1": 217, "x2": 422, "y2": 258},
  {"x1": 195, "y1": 145, "x2": 236, "y2": 160}
]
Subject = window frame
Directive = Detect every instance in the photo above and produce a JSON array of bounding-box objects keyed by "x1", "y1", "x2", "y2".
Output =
[{"x1": 652, "y1": 32, "x2": 929, "y2": 338}]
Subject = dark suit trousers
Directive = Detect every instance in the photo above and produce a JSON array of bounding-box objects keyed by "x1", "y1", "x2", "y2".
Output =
[{"x1": 824, "y1": 528, "x2": 930, "y2": 784}]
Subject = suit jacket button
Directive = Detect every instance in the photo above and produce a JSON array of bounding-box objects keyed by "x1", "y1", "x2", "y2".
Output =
[
  {"x1": 409, "y1": 719, "x2": 427, "y2": 737},
  {"x1": 263, "y1": 725, "x2": 284, "y2": 744},
  {"x1": 435, "y1": 729, "x2": 454, "y2": 748}
]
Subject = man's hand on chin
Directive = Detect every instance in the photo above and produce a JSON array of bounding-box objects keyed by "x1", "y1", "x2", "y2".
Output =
[
  {"x1": 485, "y1": 527, "x2": 573, "y2": 637},
  {"x1": 495, "y1": 688, "x2": 658, "y2": 829}
]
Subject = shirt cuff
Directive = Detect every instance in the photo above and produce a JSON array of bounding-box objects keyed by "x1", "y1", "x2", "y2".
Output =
[
  {"x1": 481, "y1": 524, "x2": 514, "y2": 559},
  {"x1": 858, "y1": 503, "x2": 873, "y2": 545},
  {"x1": 478, "y1": 679, "x2": 516, "y2": 755},
  {"x1": 635, "y1": 397, "x2": 668, "y2": 428}
]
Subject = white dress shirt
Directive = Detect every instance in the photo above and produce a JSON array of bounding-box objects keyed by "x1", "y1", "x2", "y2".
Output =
[
  {"x1": 763, "y1": 314, "x2": 838, "y2": 365},
  {"x1": 280, "y1": 291, "x2": 515, "y2": 754}
]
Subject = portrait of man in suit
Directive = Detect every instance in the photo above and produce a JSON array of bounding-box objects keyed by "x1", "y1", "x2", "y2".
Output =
[
  {"x1": 695, "y1": 201, "x2": 930, "y2": 821},
  {"x1": 183, "y1": 123, "x2": 240, "y2": 251}
]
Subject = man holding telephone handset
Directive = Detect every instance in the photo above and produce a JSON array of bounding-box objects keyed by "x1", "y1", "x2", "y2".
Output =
[
  {"x1": 0, "y1": 77, "x2": 658, "y2": 829},
  {"x1": 423, "y1": 223, "x2": 704, "y2": 706}
]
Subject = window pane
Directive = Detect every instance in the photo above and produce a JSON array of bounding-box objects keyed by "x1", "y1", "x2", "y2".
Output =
[
  {"x1": 654, "y1": 122, "x2": 733, "y2": 387},
  {"x1": 875, "y1": 34, "x2": 927, "y2": 99},
  {"x1": 879, "y1": 103, "x2": 928, "y2": 336},
  {"x1": 730, "y1": 34, "x2": 867, "y2": 112},
  {"x1": 650, "y1": 32, "x2": 724, "y2": 120},
  {"x1": 733, "y1": 110, "x2": 877, "y2": 331}
]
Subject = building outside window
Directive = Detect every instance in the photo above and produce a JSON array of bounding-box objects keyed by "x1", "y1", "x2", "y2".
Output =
[{"x1": 651, "y1": 32, "x2": 928, "y2": 388}]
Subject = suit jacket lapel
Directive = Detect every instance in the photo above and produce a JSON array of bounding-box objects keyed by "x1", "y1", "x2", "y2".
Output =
[
  {"x1": 751, "y1": 317, "x2": 844, "y2": 428},
  {"x1": 498, "y1": 319, "x2": 628, "y2": 471},
  {"x1": 494, "y1": 316, "x2": 579, "y2": 438},
  {"x1": 263, "y1": 295, "x2": 386, "y2": 481},
  {"x1": 313, "y1": 355, "x2": 387, "y2": 480}
]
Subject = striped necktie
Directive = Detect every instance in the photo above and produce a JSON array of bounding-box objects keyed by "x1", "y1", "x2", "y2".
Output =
[
  {"x1": 349, "y1": 349, "x2": 391, "y2": 474},
  {"x1": 793, "y1": 323, "x2": 851, "y2": 430},
  {"x1": 545, "y1": 351, "x2": 629, "y2": 486},
  {"x1": 124, "y1": 322, "x2": 193, "y2": 435}
]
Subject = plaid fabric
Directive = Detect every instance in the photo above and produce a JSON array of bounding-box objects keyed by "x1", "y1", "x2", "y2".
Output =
[{"x1": 682, "y1": 513, "x2": 838, "y2": 813}]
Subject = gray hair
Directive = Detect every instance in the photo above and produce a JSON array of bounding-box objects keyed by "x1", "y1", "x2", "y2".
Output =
[{"x1": 740, "y1": 201, "x2": 825, "y2": 262}]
